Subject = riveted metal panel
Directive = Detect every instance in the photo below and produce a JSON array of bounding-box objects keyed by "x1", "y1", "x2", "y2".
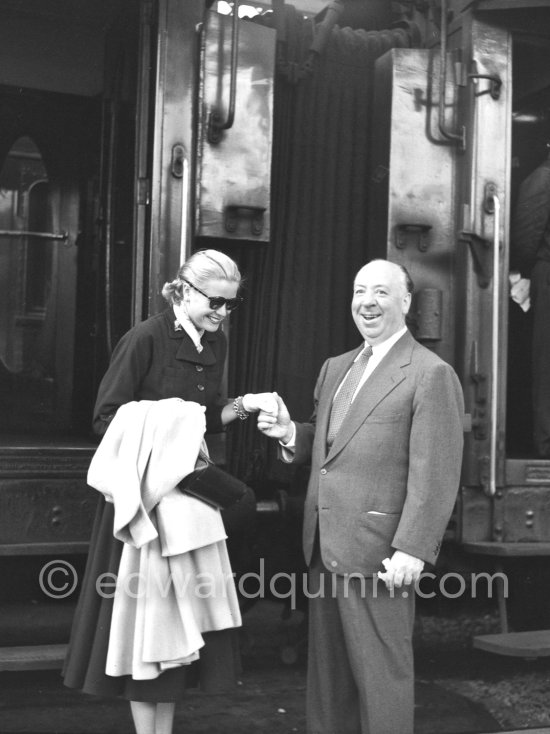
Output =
[
  {"x1": 502, "y1": 487, "x2": 550, "y2": 541},
  {"x1": 149, "y1": 0, "x2": 203, "y2": 315},
  {"x1": 370, "y1": 48, "x2": 457, "y2": 366},
  {"x1": 196, "y1": 11, "x2": 275, "y2": 242},
  {"x1": 0, "y1": 446, "x2": 95, "y2": 551},
  {"x1": 0, "y1": 479, "x2": 95, "y2": 547}
]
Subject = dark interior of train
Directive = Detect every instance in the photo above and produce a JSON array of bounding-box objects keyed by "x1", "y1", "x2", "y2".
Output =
[
  {"x1": 507, "y1": 33, "x2": 550, "y2": 457},
  {"x1": 0, "y1": 0, "x2": 139, "y2": 632},
  {"x1": 0, "y1": 0, "x2": 137, "y2": 442}
]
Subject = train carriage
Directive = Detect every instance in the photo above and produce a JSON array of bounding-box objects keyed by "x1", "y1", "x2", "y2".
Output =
[{"x1": 1, "y1": 0, "x2": 550, "y2": 668}]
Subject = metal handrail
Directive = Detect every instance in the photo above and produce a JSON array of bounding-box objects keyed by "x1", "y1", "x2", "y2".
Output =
[
  {"x1": 438, "y1": 0, "x2": 465, "y2": 148},
  {"x1": 207, "y1": 0, "x2": 240, "y2": 143},
  {"x1": 488, "y1": 193, "x2": 501, "y2": 497},
  {"x1": 0, "y1": 229, "x2": 68, "y2": 242}
]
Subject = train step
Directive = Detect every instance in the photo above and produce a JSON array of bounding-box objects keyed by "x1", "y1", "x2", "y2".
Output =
[
  {"x1": 463, "y1": 541, "x2": 550, "y2": 556},
  {"x1": 473, "y1": 629, "x2": 550, "y2": 657},
  {"x1": 0, "y1": 643, "x2": 66, "y2": 671}
]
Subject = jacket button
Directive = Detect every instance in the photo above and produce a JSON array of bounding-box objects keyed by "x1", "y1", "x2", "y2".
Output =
[
  {"x1": 196, "y1": 365, "x2": 204, "y2": 372},
  {"x1": 197, "y1": 384, "x2": 205, "y2": 391},
  {"x1": 320, "y1": 468, "x2": 327, "y2": 475},
  {"x1": 330, "y1": 560, "x2": 337, "y2": 568}
]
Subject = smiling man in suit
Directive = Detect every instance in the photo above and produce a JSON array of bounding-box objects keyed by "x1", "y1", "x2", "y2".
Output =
[{"x1": 258, "y1": 259, "x2": 464, "y2": 734}]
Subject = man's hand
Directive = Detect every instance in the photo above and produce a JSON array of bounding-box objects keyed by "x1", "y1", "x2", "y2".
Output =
[
  {"x1": 242, "y1": 392, "x2": 279, "y2": 415},
  {"x1": 377, "y1": 550, "x2": 424, "y2": 592},
  {"x1": 257, "y1": 393, "x2": 293, "y2": 442}
]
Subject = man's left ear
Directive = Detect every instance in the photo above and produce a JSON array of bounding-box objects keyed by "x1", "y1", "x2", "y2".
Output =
[{"x1": 403, "y1": 292, "x2": 412, "y2": 314}]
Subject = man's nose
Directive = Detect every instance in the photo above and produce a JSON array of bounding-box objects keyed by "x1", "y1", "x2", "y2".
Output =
[{"x1": 360, "y1": 290, "x2": 375, "y2": 305}]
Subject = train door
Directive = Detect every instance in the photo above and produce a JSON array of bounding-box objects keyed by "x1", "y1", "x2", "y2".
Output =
[
  {"x1": 451, "y1": 11, "x2": 512, "y2": 540},
  {"x1": 0, "y1": 0, "x2": 273, "y2": 666},
  {"x1": 371, "y1": 8, "x2": 514, "y2": 502},
  {"x1": 0, "y1": 128, "x2": 78, "y2": 433},
  {"x1": 370, "y1": 1, "x2": 550, "y2": 641},
  {"x1": 450, "y1": 6, "x2": 550, "y2": 553},
  {"x1": 447, "y1": 1, "x2": 550, "y2": 638},
  {"x1": 0, "y1": 90, "x2": 99, "y2": 547},
  {"x1": 0, "y1": 0, "x2": 142, "y2": 666}
]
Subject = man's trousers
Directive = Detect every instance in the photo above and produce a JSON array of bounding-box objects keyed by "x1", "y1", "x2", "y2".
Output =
[{"x1": 306, "y1": 549, "x2": 415, "y2": 734}]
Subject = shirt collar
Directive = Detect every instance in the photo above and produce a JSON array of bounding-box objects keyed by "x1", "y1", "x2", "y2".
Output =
[
  {"x1": 358, "y1": 325, "x2": 408, "y2": 361},
  {"x1": 172, "y1": 303, "x2": 204, "y2": 353}
]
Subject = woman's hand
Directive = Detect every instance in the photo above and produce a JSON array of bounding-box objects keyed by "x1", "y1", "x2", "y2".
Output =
[{"x1": 242, "y1": 392, "x2": 279, "y2": 416}]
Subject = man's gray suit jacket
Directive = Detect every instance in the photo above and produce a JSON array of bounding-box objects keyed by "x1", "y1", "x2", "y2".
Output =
[{"x1": 292, "y1": 330, "x2": 465, "y2": 577}]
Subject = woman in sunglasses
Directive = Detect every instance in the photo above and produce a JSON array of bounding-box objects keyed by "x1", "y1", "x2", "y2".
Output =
[
  {"x1": 88, "y1": 248, "x2": 269, "y2": 433},
  {"x1": 64, "y1": 249, "x2": 276, "y2": 734}
]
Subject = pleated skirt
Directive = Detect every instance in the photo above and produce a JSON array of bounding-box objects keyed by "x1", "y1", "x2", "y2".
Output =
[{"x1": 62, "y1": 497, "x2": 240, "y2": 702}]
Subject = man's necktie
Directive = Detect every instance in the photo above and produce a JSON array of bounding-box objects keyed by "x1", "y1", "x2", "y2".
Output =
[{"x1": 327, "y1": 346, "x2": 373, "y2": 446}]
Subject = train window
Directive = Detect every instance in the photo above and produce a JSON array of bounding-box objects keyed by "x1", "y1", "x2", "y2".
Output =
[{"x1": 0, "y1": 136, "x2": 71, "y2": 436}]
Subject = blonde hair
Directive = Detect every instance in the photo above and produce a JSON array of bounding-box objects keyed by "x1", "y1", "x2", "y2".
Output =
[{"x1": 162, "y1": 249, "x2": 242, "y2": 305}]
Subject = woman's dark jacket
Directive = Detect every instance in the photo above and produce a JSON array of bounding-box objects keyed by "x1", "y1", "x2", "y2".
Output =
[{"x1": 93, "y1": 308, "x2": 227, "y2": 435}]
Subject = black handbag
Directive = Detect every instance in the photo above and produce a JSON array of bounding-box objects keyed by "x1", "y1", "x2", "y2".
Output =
[{"x1": 178, "y1": 462, "x2": 249, "y2": 510}]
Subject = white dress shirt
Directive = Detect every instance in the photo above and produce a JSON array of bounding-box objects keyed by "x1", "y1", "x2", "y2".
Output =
[{"x1": 338, "y1": 325, "x2": 408, "y2": 402}]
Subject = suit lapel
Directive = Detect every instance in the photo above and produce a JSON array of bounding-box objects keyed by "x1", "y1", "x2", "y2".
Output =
[
  {"x1": 325, "y1": 332, "x2": 414, "y2": 462},
  {"x1": 313, "y1": 349, "x2": 361, "y2": 461}
]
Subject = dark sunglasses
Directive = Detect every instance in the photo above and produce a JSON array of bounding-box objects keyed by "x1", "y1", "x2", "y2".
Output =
[{"x1": 183, "y1": 278, "x2": 243, "y2": 312}]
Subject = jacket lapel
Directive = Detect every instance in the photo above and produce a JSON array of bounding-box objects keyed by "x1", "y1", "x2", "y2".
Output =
[
  {"x1": 166, "y1": 309, "x2": 218, "y2": 366},
  {"x1": 176, "y1": 333, "x2": 217, "y2": 366},
  {"x1": 325, "y1": 332, "x2": 414, "y2": 462},
  {"x1": 316, "y1": 348, "x2": 363, "y2": 460}
]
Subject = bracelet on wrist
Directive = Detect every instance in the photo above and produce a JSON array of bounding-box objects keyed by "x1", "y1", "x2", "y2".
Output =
[{"x1": 233, "y1": 395, "x2": 251, "y2": 421}]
